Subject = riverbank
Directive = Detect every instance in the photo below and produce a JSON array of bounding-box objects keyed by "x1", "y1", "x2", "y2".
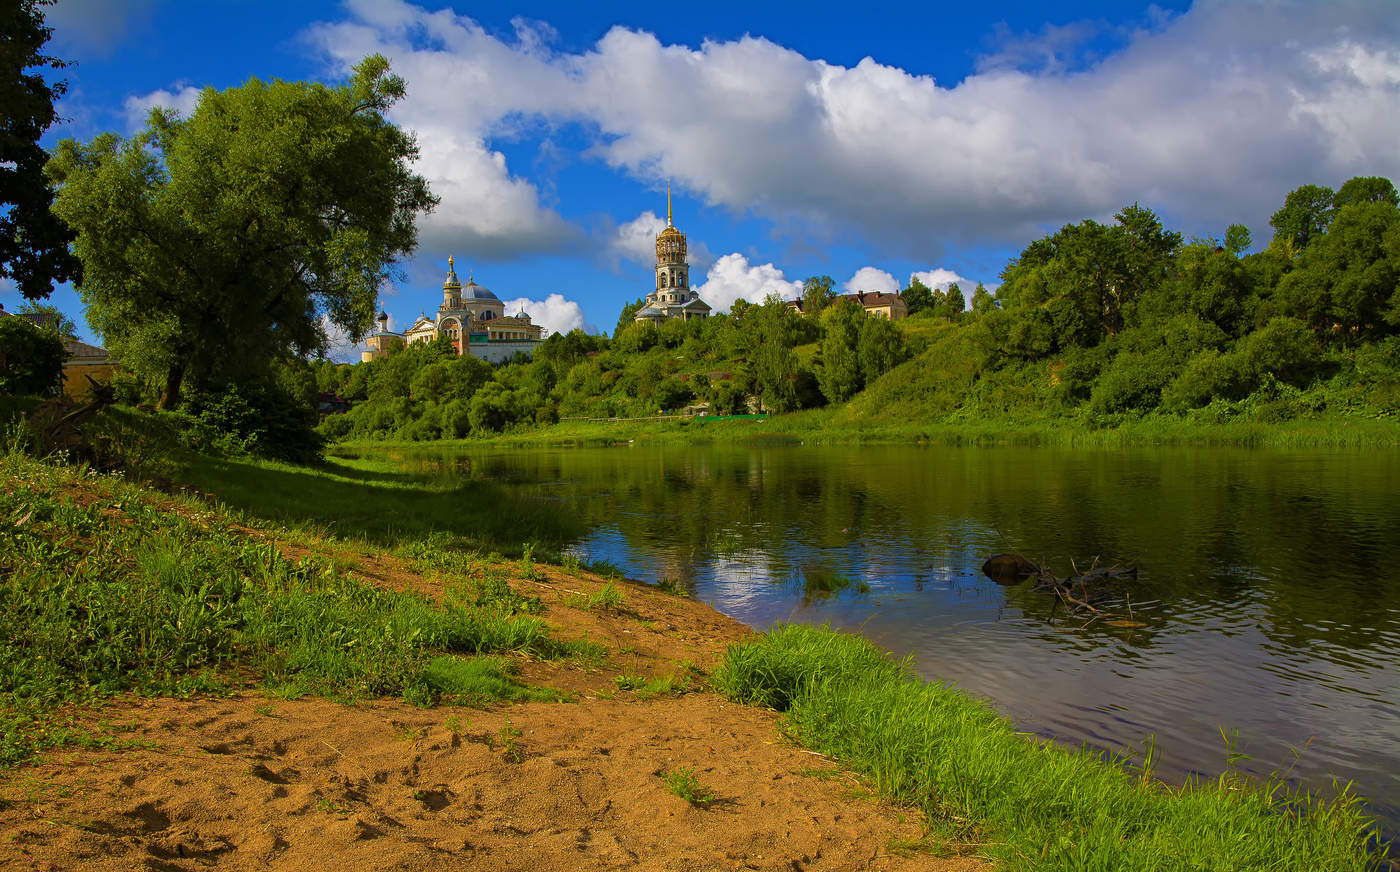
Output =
[
  {"x1": 334, "y1": 407, "x2": 1400, "y2": 453},
  {"x1": 0, "y1": 449, "x2": 1387, "y2": 870},
  {"x1": 0, "y1": 449, "x2": 971, "y2": 871}
]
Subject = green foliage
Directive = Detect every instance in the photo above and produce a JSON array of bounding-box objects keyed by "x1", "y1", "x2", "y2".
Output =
[
  {"x1": 613, "y1": 321, "x2": 659, "y2": 354},
  {"x1": 0, "y1": 316, "x2": 64, "y2": 396},
  {"x1": 179, "y1": 373, "x2": 323, "y2": 463},
  {"x1": 714, "y1": 624, "x2": 1381, "y2": 872},
  {"x1": 999, "y1": 204, "x2": 1181, "y2": 343},
  {"x1": 0, "y1": 452, "x2": 585, "y2": 767},
  {"x1": 1224, "y1": 223, "x2": 1253, "y2": 256},
  {"x1": 0, "y1": 0, "x2": 80, "y2": 300},
  {"x1": 900, "y1": 276, "x2": 934, "y2": 315},
  {"x1": 418, "y1": 655, "x2": 558, "y2": 706},
  {"x1": 1332, "y1": 176, "x2": 1397, "y2": 210},
  {"x1": 564, "y1": 580, "x2": 627, "y2": 612},
  {"x1": 313, "y1": 177, "x2": 1400, "y2": 442},
  {"x1": 660, "y1": 765, "x2": 716, "y2": 806},
  {"x1": 817, "y1": 300, "x2": 864, "y2": 403},
  {"x1": 1271, "y1": 183, "x2": 1336, "y2": 253},
  {"x1": 801, "y1": 275, "x2": 835, "y2": 315},
  {"x1": 47, "y1": 54, "x2": 436, "y2": 409},
  {"x1": 614, "y1": 298, "x2": 645, "y2": 336}
]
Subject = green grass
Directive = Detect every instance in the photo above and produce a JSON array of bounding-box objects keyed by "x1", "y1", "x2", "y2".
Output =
[
  {"x1": 713, "y1": 623, "x2": 1387, "y2": 871},
  {"x1": 564, "y1": 580, "x2": 628, "y2": 612},
  {"x1": 169, "y1": 450, "x2": 584, "y2": 553},
  {"x1": 612, "y1": 670, "x2": 691, "y2": 699},
  {"x1": 0, "y1": 449, "x2": 584, "y2": 768},
  {"x1": 655, "y1": 577, "x2": 689, "y2": 597},
  {"x1": 660, "y1": 765, "x2": 716, "y2": 807},
  {"x1": 421, "y1": 656, "x2": 560, "y2": 705}
]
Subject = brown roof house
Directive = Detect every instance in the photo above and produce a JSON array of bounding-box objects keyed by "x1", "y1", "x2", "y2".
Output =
[{"x1": 788, "y1": 291, "x2": 909, "y2": 320}]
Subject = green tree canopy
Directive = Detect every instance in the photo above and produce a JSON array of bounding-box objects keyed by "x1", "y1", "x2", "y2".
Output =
[
  {"x1": 817, "y1": 299, "x2": 864, "y2": 403},
  {"x1": 16, "y1": 300, "x2": 75, "y2": 337},
  {"x1": 1224, "y1": 224, "x2": 1253, "y2": 256},
  {"x1": 941, "y1": 282, "x2": 966, "y2": 321},
  {"x1": 0, "y1": 315, "x2": 64, "y2": 396},
  {"x1": 615, "y1": 298, "x2": 644, "y2": 335},
  {"x1": 801, "y1": 275, "x2": 835, "y2": 315},
  {"x1": 997, "y1": 204, "x2": 1181, "y2": 347},
  {"x1": 1270, "y1": 184, "x2": 1336, "y2": 254},
  {"x1": 1, "y1": 0, "x2": 79, "y2": 300},
  {"x1": 46, "y1": 54, "x2": 436, "y2": 408},
  {"x1": 901, "y1": 276, "x2": 934, "y2": 315},
  {"x1": 1332, "y1": 176, "x2": 1398, "y2": 209}
]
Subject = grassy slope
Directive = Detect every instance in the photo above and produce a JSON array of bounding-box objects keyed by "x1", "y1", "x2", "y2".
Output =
[
  {"x1": 715, "y1": 624, "x2": 1387, "y2": 872},
  {"x1": 0, "y1": 447, "x2": 596, "y2": 768}
]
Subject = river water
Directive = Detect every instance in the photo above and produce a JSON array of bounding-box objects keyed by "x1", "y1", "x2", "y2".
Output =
[{"x1": 378, "y1": 442, "x2": 1400, "y2": 834}]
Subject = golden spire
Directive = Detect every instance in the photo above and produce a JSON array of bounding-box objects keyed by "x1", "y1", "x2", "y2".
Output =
[
  {"x1": 449, "y1": 255, "x2": 454, "y2": 271},
  {"x1": 666, "y1": 179, "x2": 672, "y2": 227}
]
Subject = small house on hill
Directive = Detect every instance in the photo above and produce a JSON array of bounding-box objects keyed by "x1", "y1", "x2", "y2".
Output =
[{"x1": 787, "y1": 291, "x2": 908, "y2": 320}]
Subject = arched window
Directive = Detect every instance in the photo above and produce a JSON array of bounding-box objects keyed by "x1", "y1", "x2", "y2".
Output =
[{"x1": 660, "y1": 273, "x2": 668, "y2": 288}]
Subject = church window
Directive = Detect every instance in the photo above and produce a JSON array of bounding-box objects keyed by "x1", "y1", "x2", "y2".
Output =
[{"x1": 661, "y1": 273, "x2": 668, "y2": 288}]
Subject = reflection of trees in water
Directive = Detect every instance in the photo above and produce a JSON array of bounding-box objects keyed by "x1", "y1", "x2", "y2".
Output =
[{"x1": 396, "y1": 444, "x2": 1400, "y2": 663}]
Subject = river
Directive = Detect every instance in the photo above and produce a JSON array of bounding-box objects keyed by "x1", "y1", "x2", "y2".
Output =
[{"x1": 367, "y1": 442, "x2": 1400, "y2": 836}]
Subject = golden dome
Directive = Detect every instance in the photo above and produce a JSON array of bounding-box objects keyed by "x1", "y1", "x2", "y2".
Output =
[{"x1": 655, "y1": 181, "x2": 687, "y2": 262}]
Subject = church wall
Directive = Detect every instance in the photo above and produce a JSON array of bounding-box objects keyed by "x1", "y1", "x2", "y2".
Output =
[{"x1": 470, "y1": 340, "x2": 539, "y2": 363}]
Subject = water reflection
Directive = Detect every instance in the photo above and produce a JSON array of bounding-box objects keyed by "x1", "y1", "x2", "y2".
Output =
[{"x1": 372, "y1": 443, "x2": 1400, "y2": 834}]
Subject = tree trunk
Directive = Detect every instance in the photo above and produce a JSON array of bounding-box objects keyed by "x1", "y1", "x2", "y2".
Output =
[{"x1": 158, "y1": 362, "x2": 185, "y2": 410}]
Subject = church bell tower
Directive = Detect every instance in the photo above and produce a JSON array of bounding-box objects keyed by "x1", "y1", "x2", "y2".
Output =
[{"x1": 655, "y1": 182, "x2": 689, "y2": 299}]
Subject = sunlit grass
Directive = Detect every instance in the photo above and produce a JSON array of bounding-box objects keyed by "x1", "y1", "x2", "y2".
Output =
[
  {"x1": 713, "y1": 623, "x2": 1387, "y2": 871},
  {"x1": 0, "y1": 450, "x2": 584, "y2": 768}
]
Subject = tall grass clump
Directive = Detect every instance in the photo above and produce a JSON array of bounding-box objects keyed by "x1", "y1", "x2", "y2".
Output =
[{"x1": 713, "y1": 624, "x2": 1385, "y2": 871}]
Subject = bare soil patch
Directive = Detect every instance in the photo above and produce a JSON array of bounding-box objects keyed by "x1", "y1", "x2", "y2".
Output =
[{"x1": 1, "y1": 693, "x2": 986, "y2": 871}]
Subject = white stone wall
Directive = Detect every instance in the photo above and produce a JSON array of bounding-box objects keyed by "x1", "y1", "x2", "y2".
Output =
[{"x1": 468, "y1": 340, "x2": 540, "y2": 363}]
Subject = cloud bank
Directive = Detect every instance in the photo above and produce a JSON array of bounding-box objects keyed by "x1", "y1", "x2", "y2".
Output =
[{"x1": 297, "y1": 0, "x2": 1399, "y2": 261}]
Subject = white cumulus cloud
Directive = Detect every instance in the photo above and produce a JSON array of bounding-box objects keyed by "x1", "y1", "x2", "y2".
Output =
[
  {"x1": 610, "y1": 210, "x2": 667, "y2": 267},
  {"x1": 502, "y1": 293, "x2": 586, "y2": 336},
  {"x1": 123, "y1": 84, "x2": 201, "y2": 130},
  {"x1": 693, "y1": 253, "x2": 803, "y2": 313},
  {"x1": 910, "y1": 268, "x2": 973, "y2": 292},
  {"x1": 844, "y1": 267, "x2": 899, "y2": 294}
]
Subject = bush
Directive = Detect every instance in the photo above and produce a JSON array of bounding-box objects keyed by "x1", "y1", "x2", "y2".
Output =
[
  {"x1": 1237, "y1": 316, "x2": 1317, "y2": 386},
  {"x1": 1089, "y1": 353, "x2": 1173, "y2": 414},
  {"x1": 1161, "y1": 349, "x2": 1246, "y2": 412},
  {"x1": 0, "y1": 317, "x2": 65, "y2": 397}
]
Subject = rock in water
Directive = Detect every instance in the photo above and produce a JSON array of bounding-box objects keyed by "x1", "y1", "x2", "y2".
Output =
[{"x1": 981, "y1": 554, "x2": 1041, "y2": 585}]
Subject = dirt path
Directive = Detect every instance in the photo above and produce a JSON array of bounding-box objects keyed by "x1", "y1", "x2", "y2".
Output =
[{"x1": 0, "y1": 549, "x2": 987, "y2": 871}]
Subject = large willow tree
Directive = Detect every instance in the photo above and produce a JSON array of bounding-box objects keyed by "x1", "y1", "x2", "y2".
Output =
[{"x1": 46, "y1": 55, "x2": 436, "y2": 408}]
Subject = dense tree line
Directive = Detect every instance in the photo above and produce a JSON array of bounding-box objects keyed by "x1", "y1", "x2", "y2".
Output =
[
  {"x1": 840, "y1": 175, "x2": 1400, "y2": 426},
  {"x1": 314, "y1": 174, "x2": 1399, "y2": 444},
  {"x1": 315, "y1": 293, "x2": 912, "y2": 441}
]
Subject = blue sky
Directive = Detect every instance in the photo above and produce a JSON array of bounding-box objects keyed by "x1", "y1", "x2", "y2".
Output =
[{"x1": 15, "y1": 0, "x2": 1400, "y2": 356}]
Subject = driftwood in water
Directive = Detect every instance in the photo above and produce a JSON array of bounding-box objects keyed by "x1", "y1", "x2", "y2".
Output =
[{"x1": 982, "y1": 553, "x2": 1138, "y2": 616}]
